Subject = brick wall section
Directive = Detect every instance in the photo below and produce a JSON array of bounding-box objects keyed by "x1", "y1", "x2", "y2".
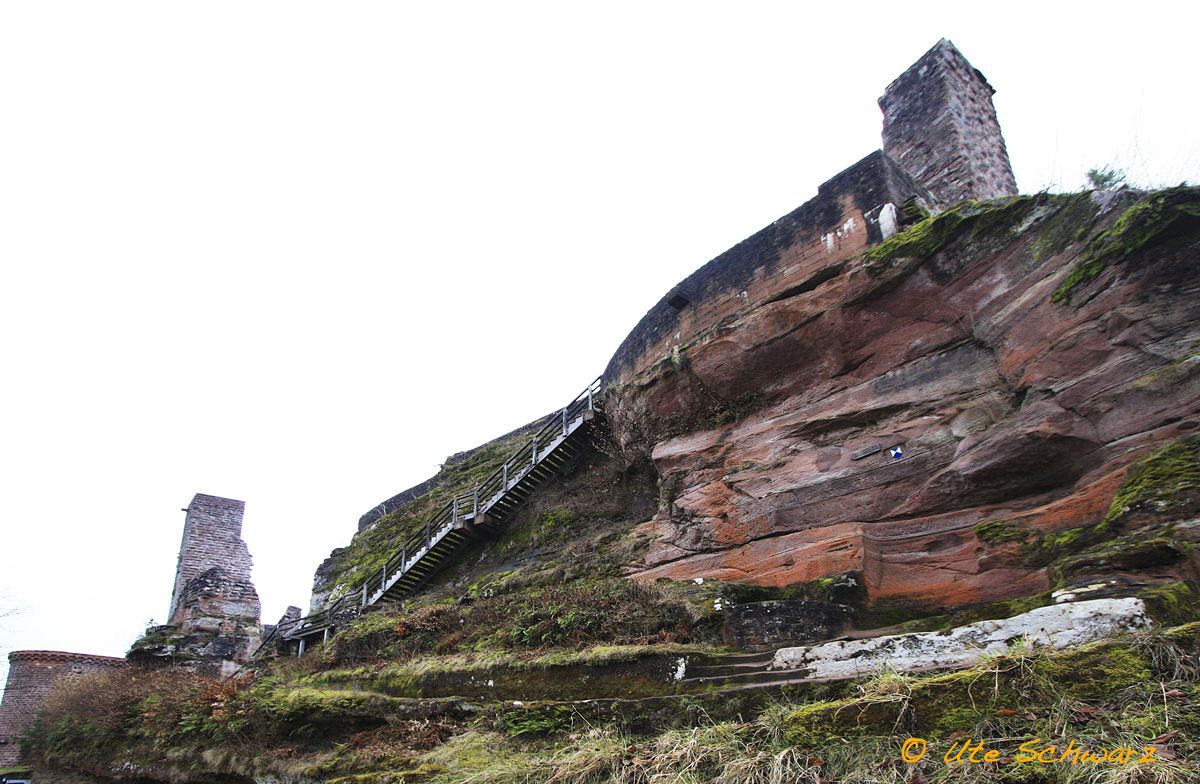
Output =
[
  {"x1": 0, "y1": 651, "x2": 126, "y2": 766},
  {"x1": 880, "y1": 38, "x2": 1018, "y2": 207},
  {"x1": 603, "y1": 150, "x2": 931, "y2": 386}
]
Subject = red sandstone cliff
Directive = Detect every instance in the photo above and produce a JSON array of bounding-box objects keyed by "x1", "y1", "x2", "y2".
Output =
[{"x1": 608, "y1": 188, "x2": 1200, "y2": 612}]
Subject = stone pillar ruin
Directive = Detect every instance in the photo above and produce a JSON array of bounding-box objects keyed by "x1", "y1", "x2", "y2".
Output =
[
  {"x1": 130, "y1": 494, "x2": 262, "y2": 676},
  {"x1": 879, "y1": 38, "x2": 1018, "y2": 207}
]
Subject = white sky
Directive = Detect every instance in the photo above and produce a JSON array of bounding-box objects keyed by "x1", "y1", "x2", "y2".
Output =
[{"x1": 2, "y1": 2, "x2": 1198, "y2": 692}]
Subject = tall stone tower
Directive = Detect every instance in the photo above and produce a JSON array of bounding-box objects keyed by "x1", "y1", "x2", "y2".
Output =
[
  {"x1": 879, "y1": 39, "x2": 1018, "y2": 207},
  {"x1": 132, "y1": 494, "x2": 262, "y2": 675},
  {"x1": 168, "y1": 494, "x2": 257, "y2": 624}
]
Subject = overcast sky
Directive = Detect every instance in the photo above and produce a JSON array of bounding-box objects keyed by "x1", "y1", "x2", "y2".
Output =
[{"x1": 2, "y1": 2, "x2": 1198, "y2": 692}]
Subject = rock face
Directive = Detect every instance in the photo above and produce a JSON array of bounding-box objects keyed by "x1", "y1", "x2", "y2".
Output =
[
  {"x1": 615, "y1": 189, "x2": 1200, "y2": 612},
  {"x1": 595, "y1": 42, "x2": 1200, "y2": 619},
  {"x1": 723, "y1": 599, "x2": 855, "y2": 651},
  {"x1": 134, "y1": 494, "x2": 262, "y2": 675},
  {"x1": 769, "y1": 597, "x2": 1151, "y2": 680}
]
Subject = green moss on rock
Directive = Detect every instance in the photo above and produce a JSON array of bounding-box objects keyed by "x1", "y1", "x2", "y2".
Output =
[
  {"x1": 974, "y1": 519, "x2": 1033, "y2": 546},
  {"x1": 1030, "y1": 641, "x2": 1152, "y2": 701},
  {"x1": 894, "y1": 593, "x2": 1053, "y2": 634},
  {"x1": 1032, "y1": 190, "x2": 1099, "y2": 262},
  {"x1": 861, "y1": 195, "x2": 1040, "y2": 274},
  {"x1": 1051, "y1": 526, "x2": 1190, "y2": 587},
  {"x1": 1021, "y1": 525, "x2": 1098, "y2": 567},
  {"x1": 1100, "y1": 434, "x2": 1200, "y2": 528},
  {"x1": 1140, "y1": 582, "x2": 1200, "y2": 626},
  {"x1": 1052, "y1": 186, "x2": 1200, "y2": 303}
]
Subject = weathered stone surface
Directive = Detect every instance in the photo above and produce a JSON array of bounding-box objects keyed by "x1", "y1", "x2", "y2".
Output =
[
  {"x1": 617, "y1": 189, "x2": 1200, "y2": 612},
  {"x1": 723, "y1": 599, "x2": 855, "y2": 651},
  {"x1": 769, "y1": 598, "x2": 1150, "y2": 680},
  {"x1": 144, "y1": 494, "x2": 263, "y2": 675},
  {"x1": 881, "y1": 38, "x2": 1018, "y2": 205}
]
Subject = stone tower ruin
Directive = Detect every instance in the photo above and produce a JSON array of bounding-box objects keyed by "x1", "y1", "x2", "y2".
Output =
[
  {"x1": 131, "y1": 494, "x2": 263, "y2": 675},
  {"x1": 879, "y1": 38, "x2": 1018, "y2": 207}
]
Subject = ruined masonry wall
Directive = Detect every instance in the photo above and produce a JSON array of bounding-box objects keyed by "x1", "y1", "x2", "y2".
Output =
[
  {"x1": 603, "y1": 151, "x2": 931, "y2": 386},
  {"x1": 168, "y1": 494, "x2": 258, "y2": 626},
  {"x1": 0, "y1": 651, "x2": 127, "y2": 766},
  {"x1": 604, "y1": 40, "x2": 1016, "y2": 389}
]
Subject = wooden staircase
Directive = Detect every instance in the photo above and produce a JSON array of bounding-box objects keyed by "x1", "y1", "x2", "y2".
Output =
[{"x1": 257, "y1": 378, "x2": 602, "y2": 657}]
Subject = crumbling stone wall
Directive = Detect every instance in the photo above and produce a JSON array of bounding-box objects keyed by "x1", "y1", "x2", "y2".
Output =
[
  {"x1": 168, "y1": 494, "x2": 257, "y2": 623},
  {"x1": 0, "y1": 651, "x2": 126, "y2": 766},
  {"x1": 880, "y1": 38, "x2": 1018, "y2": 207}
]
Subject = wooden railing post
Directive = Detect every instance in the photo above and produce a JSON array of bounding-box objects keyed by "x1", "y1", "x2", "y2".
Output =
[
  {"x1": 502, "y1": 461, "x2": 508, "y2": 491},
  {"x1": 453, "y1": 498, "x2": 458, "y2": 525},
  {"x1": 531, "y1": 435, "x2": 538, "y2": 465},
  {"x1": 473, "y1": 488, "x2": 478, "y2": 517},
  {"x1": 425, "y1": 519, "x2": 432, "y2": 543},
  {"x1": 587, "y1": 385, "x2": 594, "y2": 411},
  {"x1": 361, "y1": 582, "x2": 368, "y2": 608},
  {"x1": 401, "y1": 545, "x2": 407, "y2": 568},
  {"x1": 562, "y1": 406, "x2": 568, "y2": 436},
  {"x1": 380, "y1": 565, "x2": 387, "y2": 590}
]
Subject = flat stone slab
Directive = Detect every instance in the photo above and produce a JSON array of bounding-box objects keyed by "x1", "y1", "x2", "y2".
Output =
[{"x1": 770, "y1": 597, "x2": 1151, "y2": 680}]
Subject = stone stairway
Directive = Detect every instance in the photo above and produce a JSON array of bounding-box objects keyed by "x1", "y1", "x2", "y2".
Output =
[
  {"x1": 259, "y1": 378, "x2": 602, "y2": 656},
  {"x1": 678, "y1": 650, "x2": 800, "y2": 688}
]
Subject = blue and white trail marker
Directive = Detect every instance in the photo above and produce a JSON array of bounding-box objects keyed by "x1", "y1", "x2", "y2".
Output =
[{"x1": 889, "y1": 446, "x2": 904, "y2": 459}]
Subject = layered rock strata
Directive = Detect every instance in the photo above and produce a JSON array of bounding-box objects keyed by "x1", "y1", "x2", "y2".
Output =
[{"x1": 614, "y1": 189, "x2": 1200, "y2": 613}]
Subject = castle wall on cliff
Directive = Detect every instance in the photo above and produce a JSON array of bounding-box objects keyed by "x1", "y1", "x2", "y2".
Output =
[
  {"x1": 0, "y1": 651, "x2": 127, "y2": 766},
  {"x1": 603, "y1": 39, "x2": 1014, "y2": 388}
]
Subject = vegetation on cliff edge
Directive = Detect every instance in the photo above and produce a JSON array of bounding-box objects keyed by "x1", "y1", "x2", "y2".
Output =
[
  {"x1": 25, "y1": 623, "x2": 1200, "y2": 783},
  {"x1": 1052, "y1": 186, "x2": 1200, "y2": 302}
]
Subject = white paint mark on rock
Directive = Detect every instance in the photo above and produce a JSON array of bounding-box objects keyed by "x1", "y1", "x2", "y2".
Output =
[
  {"x1": 673, "y1": 656, "x2": 688, "y2": 682},
  {"x1": 770, "y1": 597, "x2": 1151, "y2": 680}
]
